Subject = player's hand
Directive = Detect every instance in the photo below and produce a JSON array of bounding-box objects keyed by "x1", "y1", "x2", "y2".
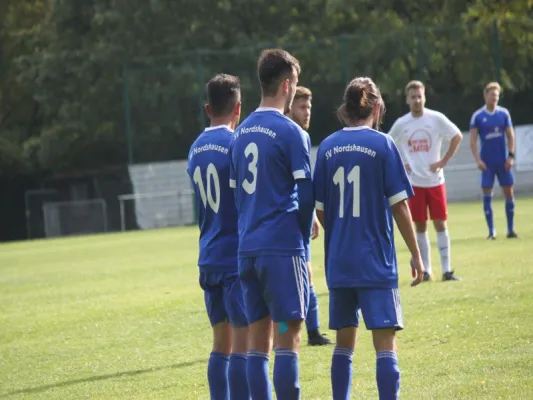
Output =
[
  {"x1": 429, "y1": 159, "x2": 447, "y2": 173},
  {"x1": 410, "y1": 257, "x2": 425, "y2": 287},
  {"x1": 404, "y1": 163, "x2": 412, "y2": 174},
  {"x1": 311, "y1": 219, "x2": 320, "y2": 240},
  {"x1": 505, "y1": 157, "x2": 514, "y2": 171},
  {"x1": 476, "y1": 160, "x2": 487, "y2": 171}
]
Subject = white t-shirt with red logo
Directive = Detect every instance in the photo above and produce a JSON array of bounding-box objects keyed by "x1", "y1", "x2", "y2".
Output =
[{"x1": 388, "y1": 108, "x2": 460, "y2": 188}]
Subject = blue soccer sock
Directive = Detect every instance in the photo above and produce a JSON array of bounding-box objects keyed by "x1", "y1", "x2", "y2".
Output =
[
  {"x1": 305, "y1": 285, "x2": 320, "y2": 333},
  {"x1": 483, "y1": 194, "x2": 494, "y2": 236},
  {"x1": 273, "y1": 348, "x2": 300, "y2": 399},
  {"x1": 376, "y1": 351, "x2": 400, "y2": 400},
  {"x1": 229, "y1": 353, "x2": 249, "y2": 400},
  {"x1": 208, "y1": 352, "x2": 230, "y2": 400},
  {"x1": 331, "y1": 347, "x2": 354, "y2": 400},
  {"x1": 247, "y1": 351, "x2": 272, "y2": 400},
  {"x1": 505, "y1": 198, "x2": 515, "y2": 234}
]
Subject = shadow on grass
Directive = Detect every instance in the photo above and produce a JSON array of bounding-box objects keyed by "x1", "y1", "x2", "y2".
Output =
[{"x1": 1, "y1": 359, "x2": 205, "y2": 398}]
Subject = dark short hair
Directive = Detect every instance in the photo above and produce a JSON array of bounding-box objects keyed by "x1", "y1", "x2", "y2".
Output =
[
  {"x1": 294, "y1": 86, "x2": 312, "y2": 102},
  {"x1": 206, "y1": 74, "x2": 241, "y2": 117},
  {"x1": 337, "y1": 77, "x2": 384, "y2": 126},
  {"x1": 257, "y1": 49, "x2": 301, "y2": 97}
]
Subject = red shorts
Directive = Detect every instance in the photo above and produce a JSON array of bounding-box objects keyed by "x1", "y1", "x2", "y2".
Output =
[{"x1": 408, "y1": 184, "x2": 448, "y2": 222}]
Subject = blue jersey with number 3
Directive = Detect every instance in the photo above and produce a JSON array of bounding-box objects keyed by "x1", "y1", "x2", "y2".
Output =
[
  {"x1": 187, "y1": 126, "x2": 239, "y2": 272},
  {"x1": 229, "y1": 107, "x2": 312, "y2": 257},
  {"x1": 469, "y1": 105, "x2": 512, "y2": 165},
  {"x1": 313, "y1": 127, "x2": 413, "y2": 289}
]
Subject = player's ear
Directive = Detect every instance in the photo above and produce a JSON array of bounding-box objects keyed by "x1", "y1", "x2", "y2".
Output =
[
  {"x1": 372, "y1": 103, "x2": 378, "y2": 118},
  {"x1": 369, "y1": 105, "x2": 377, "y2": 130},
  {"x1": 234, "y1": 101, "x2": 241, "y2": 117},
  {"x1": 205, "y1": 103, "x2": 212, "y2": 119},
  {"x1": 282, "y1": 79, "x2": 290, "y2": 95}
]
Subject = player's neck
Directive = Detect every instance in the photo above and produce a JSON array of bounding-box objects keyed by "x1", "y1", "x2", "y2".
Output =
[
  {"x1": 410, "y1": 109, "x2": 424, "y2": 118},
  {"x1": 259, "y1": 98, "x2": 285, "y2": 114},
  {"x1": 209, "y1": 118, "x2": 234, "y2": 130},
  {"x1": 348, "y1": 117, "x2": 373, "y2": 128},
  {"x1": 485, "y1": 104, "x2": 496, "y2": 112}
]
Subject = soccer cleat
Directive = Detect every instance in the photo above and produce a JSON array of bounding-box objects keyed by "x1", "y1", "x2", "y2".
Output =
[
  {"x1": 487, "y1": 231, "x2": 496, "y2": 240},
  {"x1": 507, "y1": 231, "x2": 519, "y2": 239},
  {"x1": 308, "y1": 330, "x2": 333, "y2": 346},
  {"x1": 442, "y1": 271, "x2": 460, "y2": 281},
  {"x1": 423, "y1": 272, "x2": 432, "y2": 282}
]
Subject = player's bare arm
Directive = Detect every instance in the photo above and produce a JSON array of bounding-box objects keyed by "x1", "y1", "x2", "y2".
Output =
[
  {"x1": 429, "y1": 132, "x2": 463, "y2": 172},
  {"x1": 315, "y1": 209, "x2": 325, "y2": 230},
  {"x1": 311, "y1": 215, "x2": 320, "y2": 239},
  {"x1": 391, "y1": 200, "x2": 424, "y2": 287},
  {"x1": 469, "y1": 128, "x2": 487, "y2": 171},
  {"x1": 505, "y1": 126, "x2": 516, "y2": 171}
]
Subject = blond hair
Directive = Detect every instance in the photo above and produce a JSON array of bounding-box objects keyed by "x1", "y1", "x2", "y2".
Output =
[
  {"x1": 405, "y1": 80, "x2": 425, "y2": 96},
  {"x1": 294, "y1": 86, "x2": 312, "y2": 101},
  {"x1": 484, "y1": 82, "x2": 501, "y2": 94}
]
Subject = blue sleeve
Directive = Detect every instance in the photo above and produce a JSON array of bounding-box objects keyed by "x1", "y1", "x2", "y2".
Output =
[
  {"x1": 228, "y1": 137, "x2": 237, "y2": 190},
  {"x1": 504, "y1": 109, "x2": 513, "y2": 128},
  {"x1": 469, "y1": 112, "x2": 478, "y2": 130},
  {"x1": 312, "y1": 146, "x2": 326, "y2": 212},
  {"x1": 297, "y1": 178, "x2": 314, "y2": 246},
  {"x1": 383, "y1": 138, "x2": 414, "y2": 206},
  {"x1": 186, "y1": 160, "x2": 192, "y2": 179},
  {"x1": 186, "y1": 147, "x2": 194, "y2": 178},
  {"x1": 288, "y1": 125, "x2": 312, "y2": 181}
]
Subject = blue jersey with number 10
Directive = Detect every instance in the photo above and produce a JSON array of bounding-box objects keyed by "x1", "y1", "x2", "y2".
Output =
[
  {"x1": 313, "y1": 127, "x2": 413, "y2": 289},
  {"x1": 229, "y1": 107, "x2": 312, "y2": 257},
  {"x1": 187, "y1": 126, "x2": 239, "y2": 272}
]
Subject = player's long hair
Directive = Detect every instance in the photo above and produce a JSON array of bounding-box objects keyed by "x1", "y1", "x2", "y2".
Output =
[{"x1": 337, "y1": 77, "x2": 385, "y2": 130}]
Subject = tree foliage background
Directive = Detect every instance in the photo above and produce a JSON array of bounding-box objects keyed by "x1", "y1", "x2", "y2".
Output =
[{"x1": 1, "y1": 0, "x2": 532, "y2": 176}]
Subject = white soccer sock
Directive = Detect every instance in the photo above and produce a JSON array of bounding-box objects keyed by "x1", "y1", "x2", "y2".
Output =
[
  {"x1": 437, "y1": 230, "x2": 451, "y2": 273},
  {"x1": 416, "y1": 232, "x2": 431, "y2": 275}
]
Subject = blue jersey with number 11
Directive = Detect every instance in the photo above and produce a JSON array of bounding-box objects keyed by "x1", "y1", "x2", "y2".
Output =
[
  {"x1": 313, "y1": 127, "x2": 413, "y2": 289},
  {"x1": 229, "y1": 107, "x2": 312, "y2": 257},
  {"x1": 187, "y1": 126, "x2": 238, "y2": 272}
]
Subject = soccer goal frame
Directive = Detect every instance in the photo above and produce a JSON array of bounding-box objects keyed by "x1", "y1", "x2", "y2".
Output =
[
  {"x1": 42, "y1": 198, "x2": 108, "y2": 238},
  {"x1": 117, "y1": 189, "x2": 195, "y2": 232}
]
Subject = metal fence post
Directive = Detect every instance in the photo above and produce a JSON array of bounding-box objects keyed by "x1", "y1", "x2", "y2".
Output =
[
  {"x1": 195, "y1": 51, "x2": 206, "y2": 132},
  {"x1": 416, "y1": 26, "x2": 424, "y2": 80},
  {"x1": 340, "y1": 35, "x2": 349, "y2": 84},
  {"x1": 492, "y1": 19, "x2": 502, "y2": 84},
  {"x1": 122, "y1": 62, "x2": 134, "y2": 164}
]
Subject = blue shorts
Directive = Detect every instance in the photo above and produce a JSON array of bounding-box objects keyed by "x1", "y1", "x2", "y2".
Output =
[
  {"x1": 329, "y1": 287, "x2": 404, "y2": 331},
  {"x1": 199, "y1": 271, "x2": 248, "y2": 328},
  {"x1": 239, "y1": 255, "x2": 309, "y2": 324},
  {"x1": 481, "y1": 164, "x2": 514, "y2": 189}
]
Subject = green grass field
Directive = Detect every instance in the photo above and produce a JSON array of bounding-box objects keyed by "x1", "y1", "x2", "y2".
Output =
[{"x1": 1, "y1": 198, "x2": 532, "y2": 399}]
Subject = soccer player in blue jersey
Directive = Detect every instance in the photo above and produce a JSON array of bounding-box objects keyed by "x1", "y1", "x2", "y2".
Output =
[
  {"x1": 286, "y1": 86, "x2": 332, "y2": 347},
  {"x1": 470, "y1": 82, "x2": 518, "y2": 239},
  {"x1": 187, "y1": 74, "x2": 249, "y2": 400},
  {"x1": 229, "y1": 49, "x2": 314, "y2": 400},
  {"x1": 313, "y1": 77, "x2": 424, "y2": 400}
]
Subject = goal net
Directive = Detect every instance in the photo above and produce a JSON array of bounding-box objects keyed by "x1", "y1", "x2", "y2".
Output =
[
  {"x1": 43, "y1": 199, "x2": 108, "y2": 238},
  {"x1": 118, "y1": 189, "x2": 195, "y2": 231}
]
